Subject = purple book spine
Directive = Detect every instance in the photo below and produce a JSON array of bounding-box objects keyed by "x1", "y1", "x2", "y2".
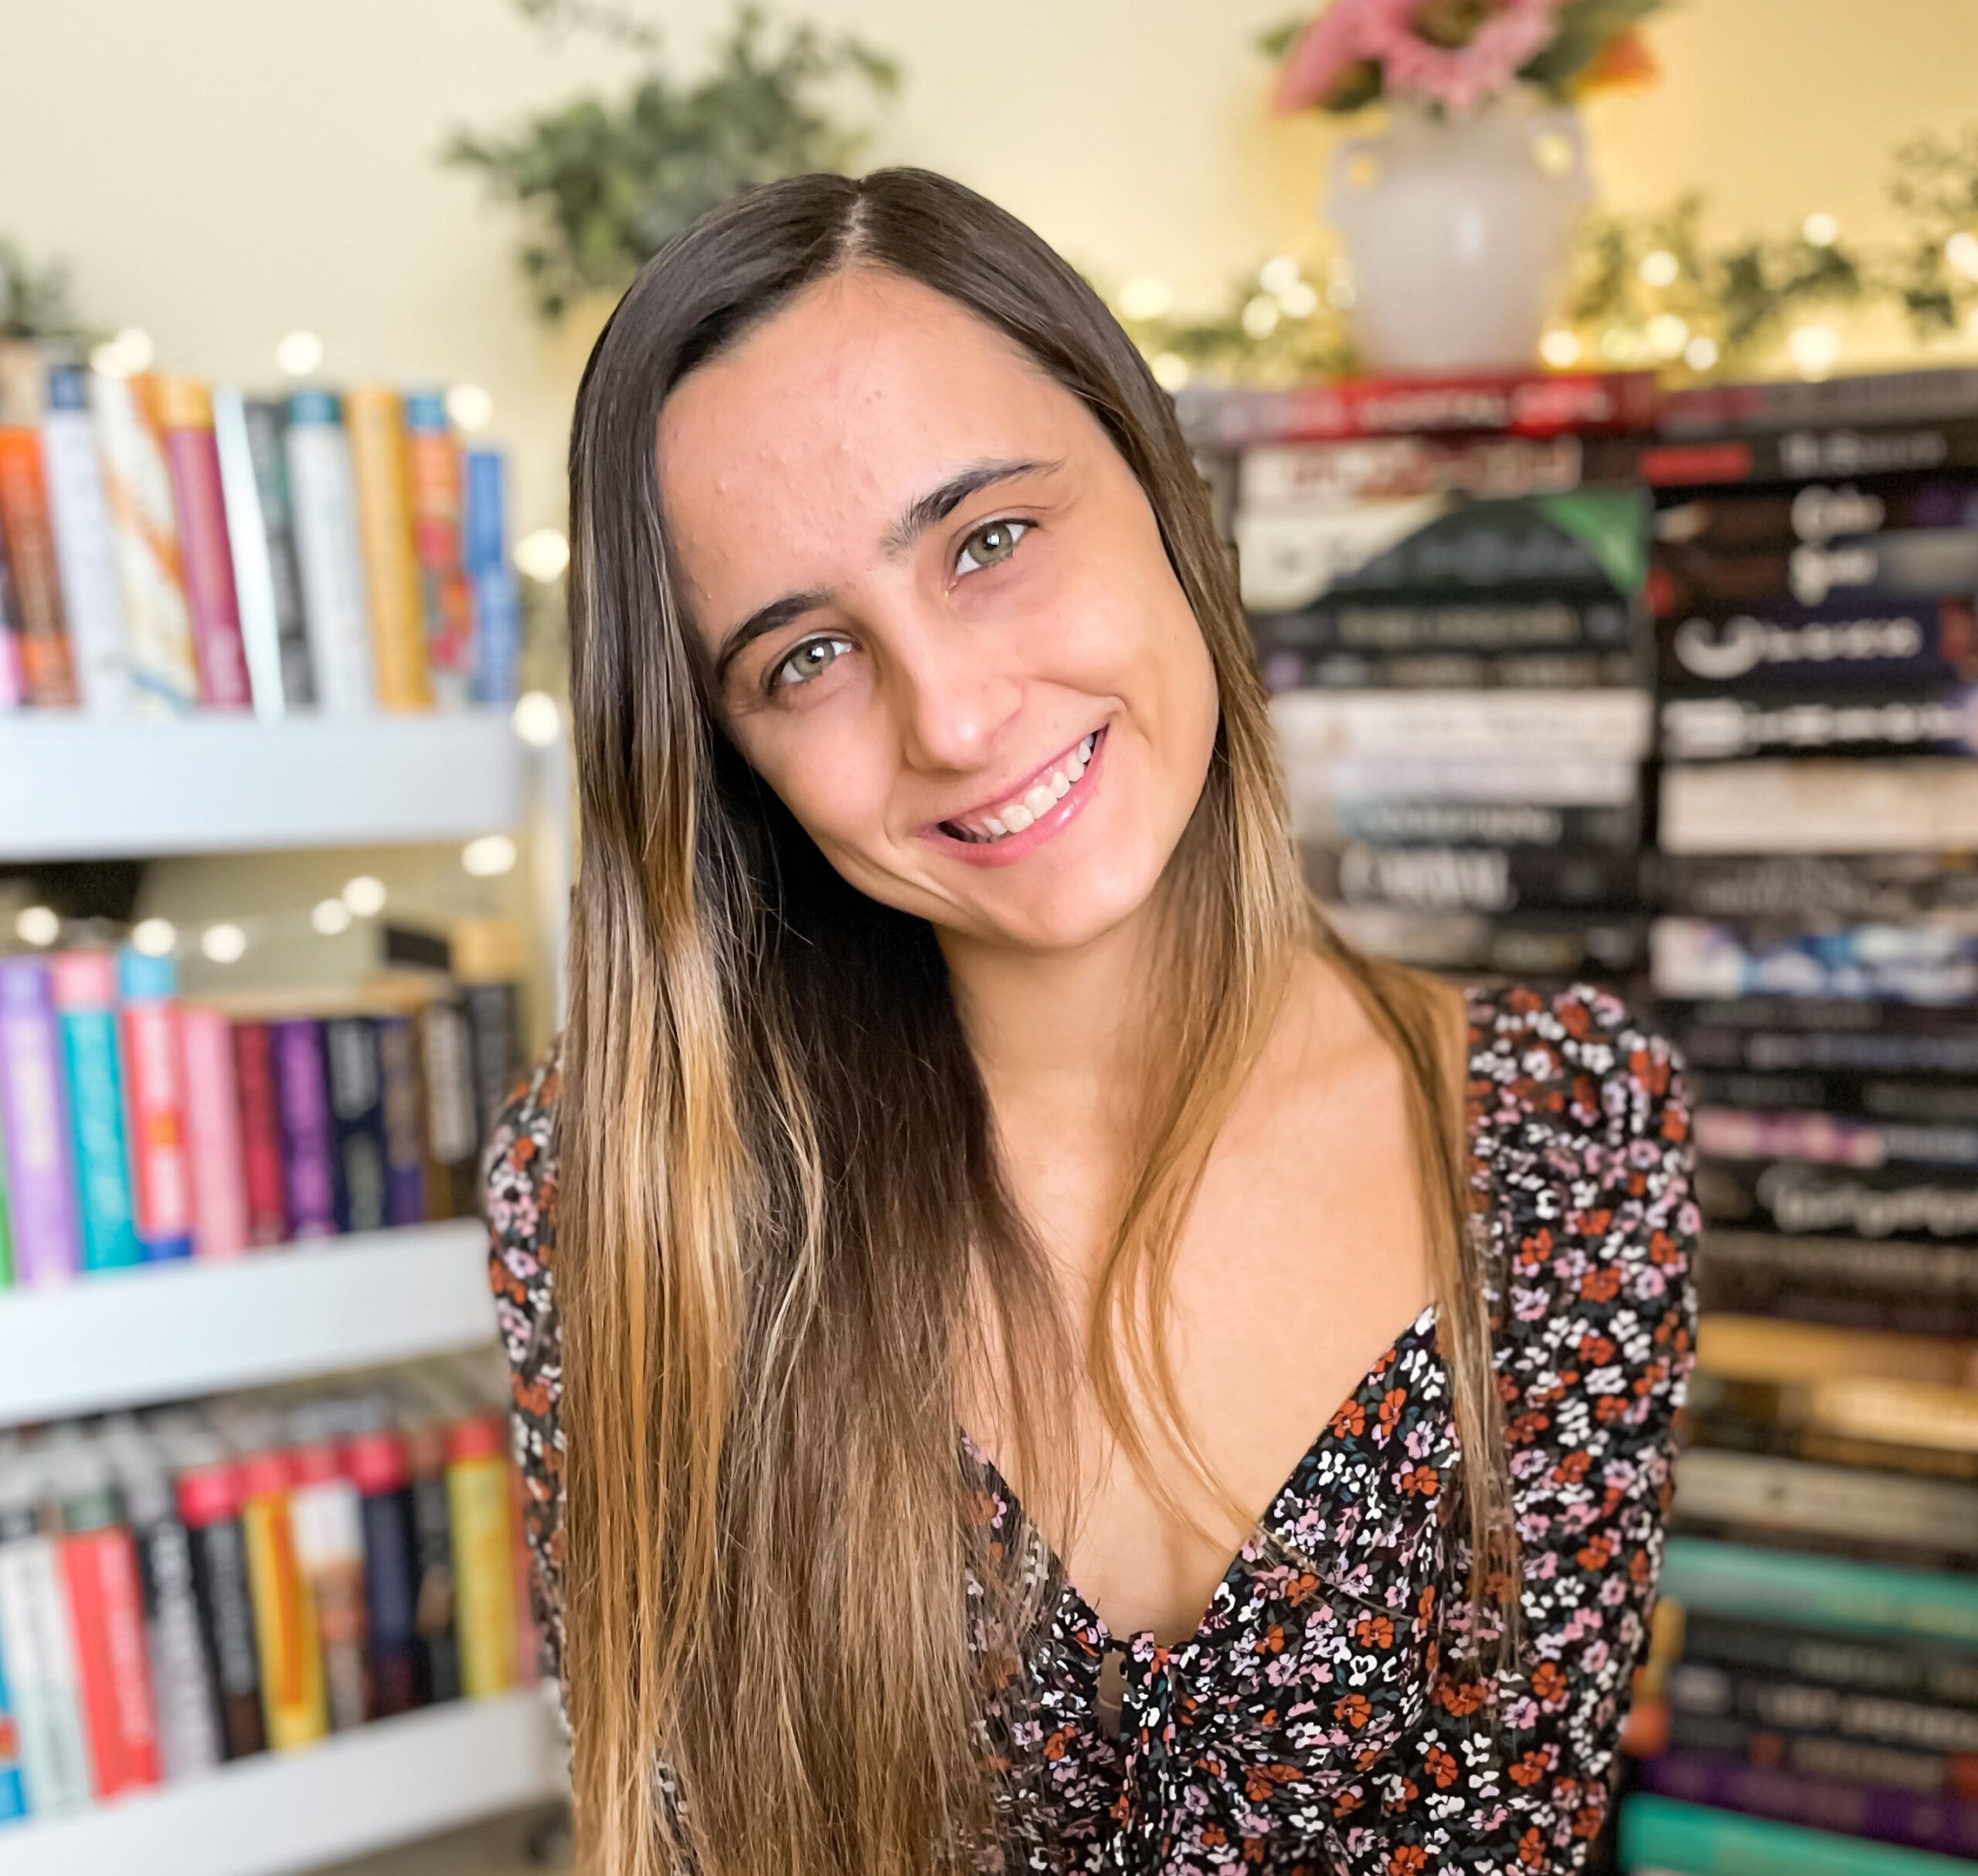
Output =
[
  {"x1": 1637, "y1": 1747, "x2": 1978, "y2": 1860},
  {"x1": 0, "y1": 957, "x2": 82, "y2": 1283},
  {"x1": 270, "y1": 1018, "x2": 337, "y2": 1239}
]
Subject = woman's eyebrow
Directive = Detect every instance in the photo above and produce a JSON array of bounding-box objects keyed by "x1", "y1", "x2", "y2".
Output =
[{"x1": 711, "y1": 454, "x2": 1065, "y2": 688}]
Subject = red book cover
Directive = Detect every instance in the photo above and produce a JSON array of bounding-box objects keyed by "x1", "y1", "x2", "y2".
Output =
[
  {"x1": 0, "y1": 426, "x2": 80, "y2": 705},
  {"x1": 59, "y1": 1526, "x2": 161, "y2": 1798},
  {"x1": 1176, "y1": 369, "x2": 1662, "y2": 450},
  {"x1": 232, "y1": 1018, "x2": 289, "y2": 1244},
  {"x1": 153, "y1": 377, "x2": 252, "y2": 709}
]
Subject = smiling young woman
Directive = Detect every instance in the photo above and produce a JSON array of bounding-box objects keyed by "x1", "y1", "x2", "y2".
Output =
[{"x1": 481, "y1": 166, "x2": 1699, "y2": 1876}]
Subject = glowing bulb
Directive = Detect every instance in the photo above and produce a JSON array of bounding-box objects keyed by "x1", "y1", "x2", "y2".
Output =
[
  {"x1": 1647, "y1": 314, "x2": 1691, "y2": 358},
  {"x1": 1787, "y1": 322, "x2": 1843, "y2": 379},
  {"x1": 1241, "y1": 294, "x2": 1280, "y2": 339},
  {"x1": 342, "y1": 875, "x2": 387, "y2": 918},
  {"x1": 462, "y1": 834, "x2": 518, "y2": 879},
  {"x1": 1638, "y1": 250, "x2": 1680, "y2": 288},
  {"x1": 511, "y1": 689, "x2": 562, "y2": 747},
  {"x1": 275, "y1": 331, "x2": 325, "y2": 377},
  {"x1": 15, "y1": 905, "x2": 59, "y2": 946},
  {"x1": 446, "y1": 384, "x2": 494, "y2": 432},
  {"x1": 1150, "y1": 351, "x2": 1190, "y2": 392},
  {"x1": 1803, "y1": 212, "x2": 1839, "y2": 247},
  {"x1": 1539, "y1": 328, "x2": 1582, "y2": 369},
  {"x1": 114, "y1": 328, "x2": 154, "y2": 372},
  {"x1": 1684, "y1": 335, "x2": 1720, "y2": 372},
  {"x1": 1276, "y1": 280, "x2": 1319, "y2": 318},
  {"x1": 88, "y1": 339, "x2": 135, "y2": 379},
  {"x1": 131, "y1": 917, "x2": 176, "y2": 957},
  {"x1": 1947, "y1": 233, "x2": 1978, "y2": 283},
  {"x1": 1118, "y1": 276, "x2": 1174, "y2": 321},
  {"x1": 514, "y1": 528, "x2": 569, "y2": 583},
  {"x1": 201, "y1": 923, "x2": 247, "y2": 964},
  {"x1": 1258, "y1": 255, "x2": 1302, "y2": 295},
  {"x1": 311, "y1": 897, "x2": 353, "y2": 936}
]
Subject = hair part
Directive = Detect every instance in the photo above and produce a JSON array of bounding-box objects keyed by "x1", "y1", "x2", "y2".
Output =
[{"x1": 558, "y1": 164, "x2": 1522, "y2": 1876}]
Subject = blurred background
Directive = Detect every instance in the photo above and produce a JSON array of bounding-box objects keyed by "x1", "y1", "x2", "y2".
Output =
[{"x1": 5, "y1": 2, "x2": 1978, "y2": 1872}]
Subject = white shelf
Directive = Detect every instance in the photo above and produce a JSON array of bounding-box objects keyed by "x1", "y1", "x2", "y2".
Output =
[
  {"x1": 0, "y1": 1221, "x2": 498, "y2": 1427},
  {"x1": 2, "y1": 1688, "x2": 563, "y2": 1876},
  {"x1": 0, "y1": 710, "x2": 528, "y2": 860}
]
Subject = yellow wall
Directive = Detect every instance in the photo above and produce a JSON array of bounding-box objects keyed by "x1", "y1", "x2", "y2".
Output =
[{"x1": 2, "y1": 0, "x2": 1973, "y2": 544}]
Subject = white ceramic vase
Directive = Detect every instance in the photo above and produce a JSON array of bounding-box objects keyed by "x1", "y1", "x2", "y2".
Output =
[{"x1": 1325, "y1": 89, "x2": 1594, "y2": 375}]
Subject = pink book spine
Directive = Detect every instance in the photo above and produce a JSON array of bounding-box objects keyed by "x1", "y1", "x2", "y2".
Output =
[
  {"x1": 155, "y1": 379, "x2": 251, "y2": 709},
  {"x1": 116, "y1": 950, "x2": 195, "y2": 1263},
  {"x1": 180, "y1": 1004, "x2": 250, "y2": 1259}
]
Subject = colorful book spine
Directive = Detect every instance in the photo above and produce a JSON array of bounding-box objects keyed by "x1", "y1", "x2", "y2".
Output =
[
  {"x1": 40, "y1": 365, "x2": 134, "y2": 712},
  {"x1": 90, "y1": 370, "x2": 199, "y2": 715},
  {"x1": 0, "y1": 424, "x2": 81, "y2": 705},
  {"x1": 286, "y1": 1443, "x2": 369, "y2": 1732},
  {"x1": 322, "y1": 1014, "x2": 386, "y2": 1235},
  {"x1": 0, "y1": 527, "x2": 23, "y2": 709},
  {"x1": 116, "y1": 950, "x2": 194, "y2": 1263},
  {"x1": 445, "y1": 1413, "x2": 518, "y2": 1698},
  {"x1": 0, "y1": 1492, "x2": 93, "y2": 1815},
  {"x1": 343, "y1": 386, "x2": 434, "y2": 710},
  {"x1": 230, "y1": 1018, "x2": 288, "y2": 1245},
  {"x1": 152, "y1": 377, "x2": 252, "y2": 708},
  {"x1": 269, "y1": 1018, "x2": 338, "y2": 1239},
  {"x1": 48, "y1": 950, "x2": 140, "y2": 1273},
  {"x1": 462, "y1": 448, "x2": 519, "y2": 705},
  {"x1": 400, "y1": 1415, "x2": 460, "y2": 1703},
  {"x1": 416, "y1": 994, "x2": 480, "y2": 1221},
  {"x1": 284, "y1": 390, "x2": 374, "y2": 712},
  {"x1": 403, "y1": 391, "x2": 474, "y2": 707},
  {"x1": 0, "y1": 1622, "x2": 23, "y2": 1821},
  {"x1": 345, "y1": 1426, "x2": 421, "y2": 1718},
  {"x1": 179, "y1": 1005, "x2": 250, "y2": 1259},
  {"x1": 375, "y1": 1011, "x2": 427, "y2": 1229},
  {"x1": 174, "y1": 1452, "x2": 266, "y2": 1760},
  {"x1": 236, "y1": 1449, "x2": 327, "y2": 1751},
  {"x1": 0, "y1": 1143, "x2": 11, "y2": 1290},
  {"x1": 53, "y1": 1470, "x2": 160, "y2": 1798},
  {"x1": 0, "y1": 957, "x2": 82, "y2": 1286},
  {"x1": 211, "y1": 386, "x2": 311, "y2": 717}
]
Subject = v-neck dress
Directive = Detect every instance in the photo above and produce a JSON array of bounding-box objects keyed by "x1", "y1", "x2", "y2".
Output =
[{"x1": 483, "y1": 977, "x2": 1699, "y2": 1874}]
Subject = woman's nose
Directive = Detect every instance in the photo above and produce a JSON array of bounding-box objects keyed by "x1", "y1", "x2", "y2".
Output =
[{"x1": 887, "y1": 613, "x2": 1027, "y2": 777}]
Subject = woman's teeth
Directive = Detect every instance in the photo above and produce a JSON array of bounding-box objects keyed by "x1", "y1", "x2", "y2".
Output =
[{"x1": 944, "y1": 732, "x2": 1098, "y2": 844}]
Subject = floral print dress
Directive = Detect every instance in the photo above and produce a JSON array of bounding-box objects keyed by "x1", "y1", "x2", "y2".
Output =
[{"x1": 484, "y1": 978, "x2": 1699, "y2": 1874}]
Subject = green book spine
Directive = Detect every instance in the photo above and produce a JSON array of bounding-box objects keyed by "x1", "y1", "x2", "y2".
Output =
[
  {"x1": 1620, "y1": 1793, "x2": 1978, "y2": 1876},
  {"x1": 1660, "y1": 1536, "x2": 1978, "y2": 1648}
]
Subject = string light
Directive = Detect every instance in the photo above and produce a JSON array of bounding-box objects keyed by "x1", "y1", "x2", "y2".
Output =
[
  {"x1": 1638, "y1": 250, "x2": 1680, "y2": 287},
  {"x1": 1947, "y1": 232, "x2": 1978, "y2": 283},
  {"x1": 514, "y1": 528, "x2": 570, "y2": 583},
  {"x1": 1646, "y1": 313, "x2": 1691, "y2": 358},
  {"x1": 1276, "y1": 280, "x2": 1319, "y2": 318},
  {"x1": 1240, "y1": 295, "x2": 1280, "y2": 339},
  {"x1": 446, "y1": 384, "x2": 494, "y2": 432},
  {"x1": 311, "y1": 898, "x2": 353, "y2": 936},
  {"x1": 1803, "y1": 212, "x2": 1840, "y2": 247},
  {"x1": 1684, "y1": 335, "x2": 1720, "y2": 372},
  {"x1": 462, "y1": 834, "x2": 518, "y2": 879},
  {"x1": 130, "y1": 917, "x2": 176, "y2": 957},
  {"x1": 201, "y1": 923, "x2": 248, "y2": 965},
  {"x1": 1150, "y1": 352, "x2": 1189, "y2": 391},
  {"x1": 15, "y1": 906, "x2": 59, "y2": 947},
  {"x1": 1118, "y1": 277, "x2": 1174, "y2": 320},
  {"x1": 511, "y1": 690, "x2": 562, "y2": 748},
  {"x1": 1539, "y1": 328, "x2": 1582, "y2": 369},
  {"x1": 275, "y1": 331, "x2": 325, "y2": 377},
  {"x1": 342, "y1": 875, "x2": 388, "y2": 919},
  {"x1": 1787, "y1": 321, "x2": 1843, "y2": 379},
  {"x1": 1257, "y1": 256, "x2": 1301, "y2": 295}
]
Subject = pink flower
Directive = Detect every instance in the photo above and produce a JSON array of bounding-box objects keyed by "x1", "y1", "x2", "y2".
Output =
[
  {"x1": 1362, "y1": 0, "x2": 1561, "y2": 114},
  {"x1": 1272, "y1": 0, "x2": 1385, "y2": 114}
]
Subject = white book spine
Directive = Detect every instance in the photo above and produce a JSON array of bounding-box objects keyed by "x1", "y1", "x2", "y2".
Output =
[
  {"x1": 284, "y1": 399, "x2": 374, "y2": 714},
  {"x1": 212, "y1": 385, "x2": 287, "y2": 721},
  {"x1": 40, "y1": 381, "x2": 132, "y2": 714},
  {"x1": 0, "y1": 1531, "x2": 96, "y2": 1813}
]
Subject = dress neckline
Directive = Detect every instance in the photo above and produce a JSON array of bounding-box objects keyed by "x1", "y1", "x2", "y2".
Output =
[{"x1": 957, "y1": 980, "x2": 1490, "y2": 1664}]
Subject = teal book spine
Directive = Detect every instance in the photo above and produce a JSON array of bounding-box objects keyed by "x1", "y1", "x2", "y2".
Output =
[
  {"x1": 1621, "y1": 1793, "x2": 1978, "y2": 1876},
  {"x1": 1661, "y1": 1535, "x2": 1978, "y2": 1647},
  {"x1": 51, "y1": 953, "x2": 141, "y2": 1273}
]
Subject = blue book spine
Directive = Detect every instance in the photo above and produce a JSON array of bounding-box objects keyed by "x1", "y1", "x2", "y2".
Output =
[
  {"x1": 461, "y1": 450, "x2": 519, "y2": 706},
  {"x1": 0, "y1": 1617, "x2": 26, "y2": 1822},
  {"x1": 61, "y1": 1004, "x2": 141, "y2": 1272}
]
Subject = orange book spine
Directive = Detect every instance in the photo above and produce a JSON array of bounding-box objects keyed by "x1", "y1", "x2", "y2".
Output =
[
  {"x1": 343, "y1": 387, "x2": 433, "y2": 710},
  {"x1": 0, "y1": 427, "x2": 80, "y2": 705}
]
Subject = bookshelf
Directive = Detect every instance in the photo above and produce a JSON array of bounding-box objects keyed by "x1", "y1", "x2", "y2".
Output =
[
  {"x1": 5, "y1": 1690, "x2": 562, "y2": 1876},
  {"x1": 0, "y1": 709, "x2": 529, "y2": 861},
  {"x1": 0, "y1": 1222, "x2": 502, "y2": 1427}
]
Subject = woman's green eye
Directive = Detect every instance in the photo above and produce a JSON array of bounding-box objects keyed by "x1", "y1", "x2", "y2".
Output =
[
  {"x1": 956, "y1": 517, "x2": 1031, "y2": 576},
  {"x1": 770, "y1": 636, "x2": 851, "y2": 693}
]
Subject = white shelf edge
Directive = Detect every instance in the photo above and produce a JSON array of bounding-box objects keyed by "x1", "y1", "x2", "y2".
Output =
[
  {"x1": 0, "y1": 710, "x2": 529, "y2": 860},
  {"x1": 0, "y1": 1220, "x2": 498, "y2": 1426},
  {"x1": 2, "y1": 1687, "x2": 563, "y2": 1876}
]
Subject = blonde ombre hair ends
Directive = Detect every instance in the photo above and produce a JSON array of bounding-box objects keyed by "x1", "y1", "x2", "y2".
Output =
[{"x1": 557, "y1": 166, "x2": 1521, "y2": 1876}]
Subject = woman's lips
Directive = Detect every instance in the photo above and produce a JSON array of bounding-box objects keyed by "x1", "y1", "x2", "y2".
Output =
[{"x1": 919, "y1": 724, "x2": 1110, "y2": 870}]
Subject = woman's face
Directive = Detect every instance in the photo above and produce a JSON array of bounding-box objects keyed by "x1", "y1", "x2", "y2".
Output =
[{"x1": 656, "y1": 267, "x2": 1220, "y2": 957}]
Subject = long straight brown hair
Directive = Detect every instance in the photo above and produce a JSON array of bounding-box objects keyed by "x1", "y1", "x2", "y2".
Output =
[{"x1": 558, "y1": 165, "x2": 1521, "y2": 1876}]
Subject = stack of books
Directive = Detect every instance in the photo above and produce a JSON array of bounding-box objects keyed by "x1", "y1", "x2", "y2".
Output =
[
  {"x1": 0, "y1": 340, "x2": 523, "y2": 718},
  {"x1": 0, "y1": 1352, "x2": 532, "y2": 1825},
  {"x1": 0, "y1": 916, "x2": 526, "y2": 1287},
  {"x1": 1616, "y1": 365, "x2": 1978, "y2": 1869},
  {"x1": 1178, "y1": 367, "x2": 1660, "y2": 993}
]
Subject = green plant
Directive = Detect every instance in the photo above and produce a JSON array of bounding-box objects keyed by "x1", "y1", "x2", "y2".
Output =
[
  {"x1": 443, "y1": 2, "x2": 901, "y2": 321},
  {"x1": 0, "y1": 237, "x2": 90, "y2": 342}
]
